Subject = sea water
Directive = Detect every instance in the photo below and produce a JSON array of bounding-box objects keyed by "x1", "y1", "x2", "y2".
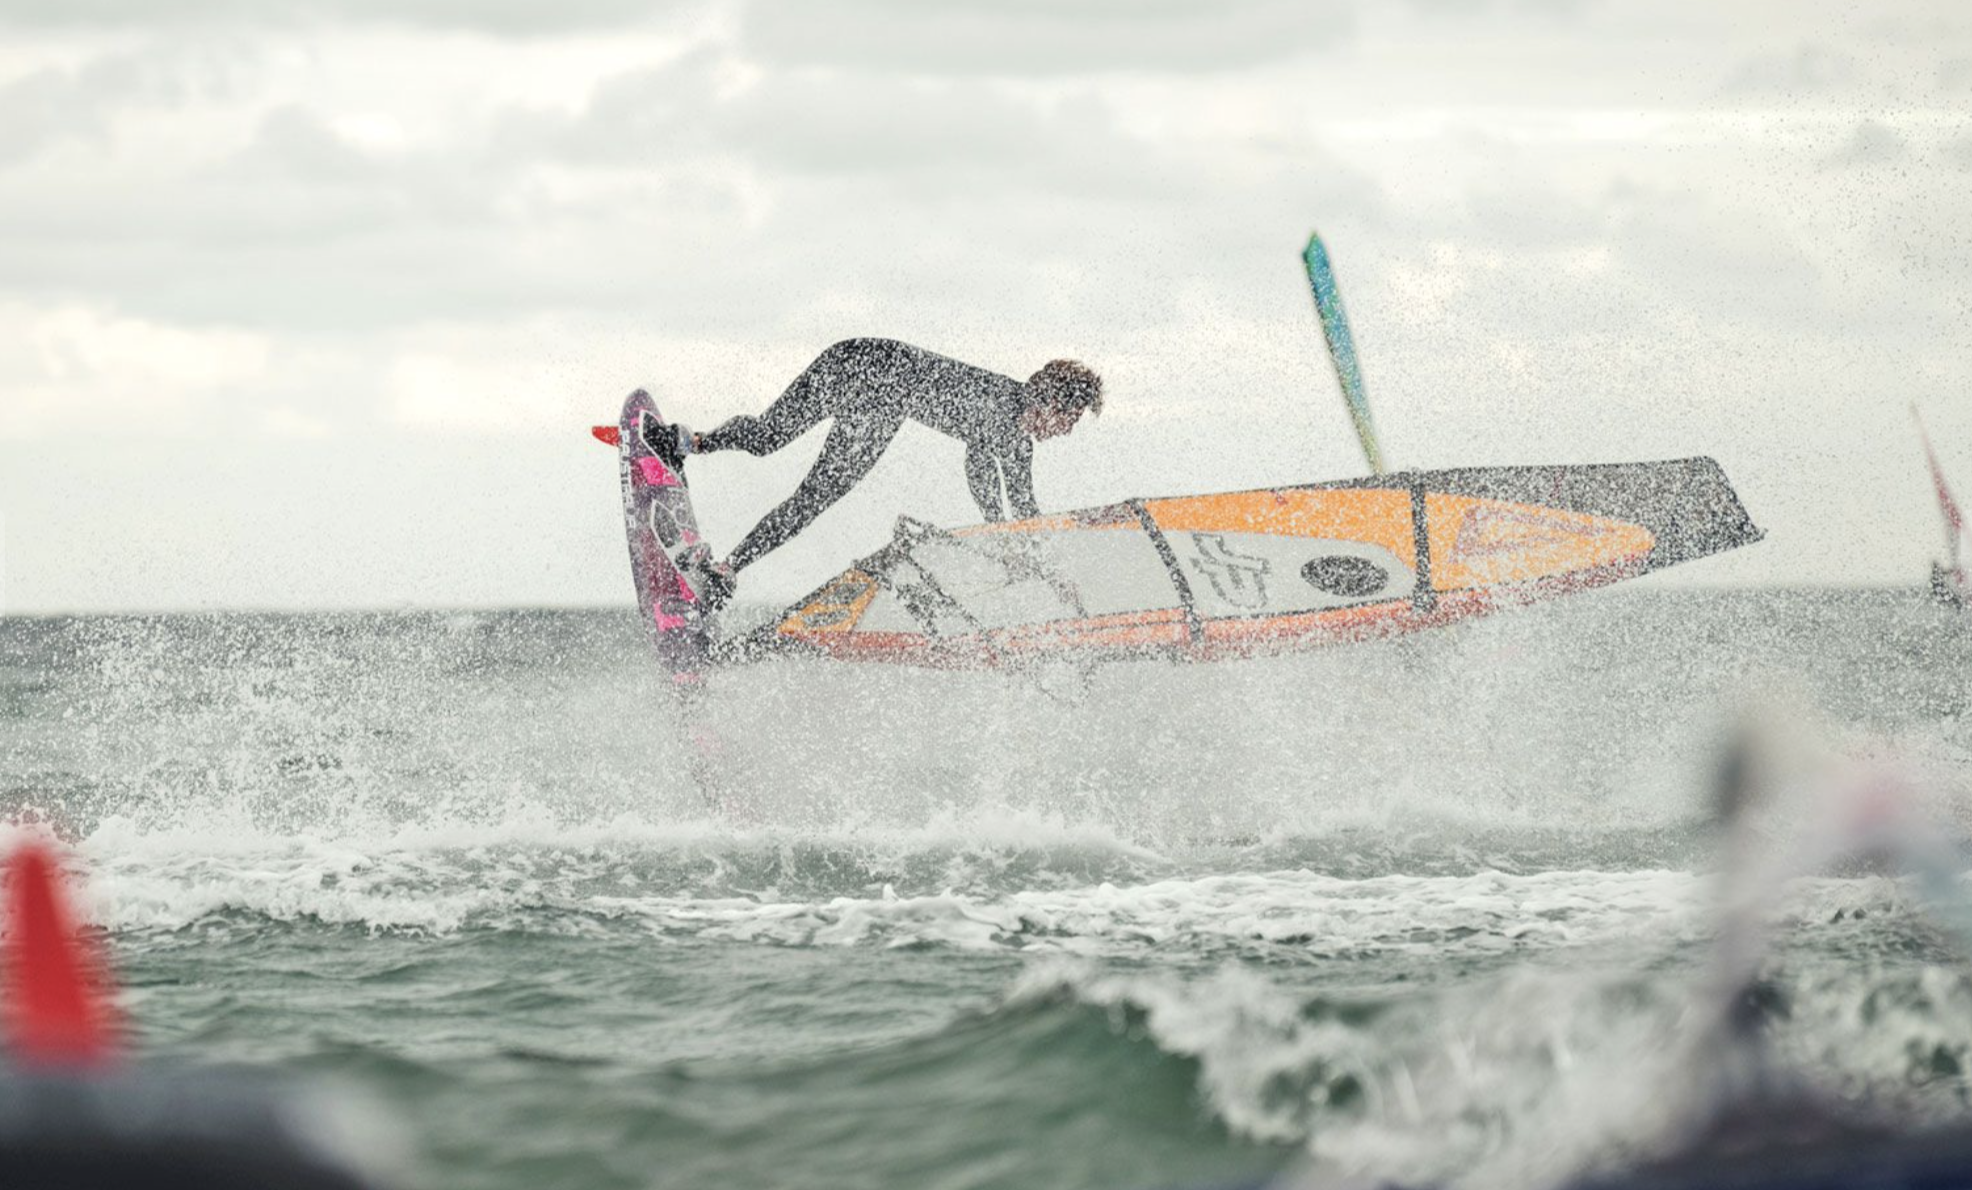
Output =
[{"x1": 2, "y1": 589, "x2": 1970, "y2": 1190}]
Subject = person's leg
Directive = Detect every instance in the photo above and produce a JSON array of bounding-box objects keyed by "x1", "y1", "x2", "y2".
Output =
[
  {"x1": 698, "y1": 339, "x2": 890, "y2": 457},
  {"x1": 726, "y1": 414, "x2": 902, "y2": 573}
]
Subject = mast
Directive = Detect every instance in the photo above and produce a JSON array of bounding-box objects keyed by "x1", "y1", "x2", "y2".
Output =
[{"x1": 1302, "y1": 231, "x2": 1387, "y2": 475}]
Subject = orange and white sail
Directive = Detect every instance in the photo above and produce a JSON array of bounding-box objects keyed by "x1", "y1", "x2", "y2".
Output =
[{"x1": 734, "y1": 457, "x2": 1762, "y2": 669}]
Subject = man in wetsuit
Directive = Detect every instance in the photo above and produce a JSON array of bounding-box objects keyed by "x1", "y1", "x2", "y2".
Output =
[{"x1": 666, "y1": 338, "x2": 1103, "y2": 605}]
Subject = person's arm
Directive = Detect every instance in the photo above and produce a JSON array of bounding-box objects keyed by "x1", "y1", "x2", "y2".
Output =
[
  {"x1": 964, "y1": 441, "x2": 1006, "y2": 522},
  {"x1": 1001, "y1": 436, "x2": 1040, "y2": 521}
]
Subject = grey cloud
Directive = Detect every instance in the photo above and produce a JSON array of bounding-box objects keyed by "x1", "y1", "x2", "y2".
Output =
[
  {"x1": 1403, "y1": 0, "x2": 1598, "y2": 21},
  {"x1": 519, "y1": 55, "x2": 1224, "y2": 189},
  {"x1": 0, "y1": 88, "x2": 1031, "y2": 331},
  {"x1": 497, "y1": 51, "x2": 723, "y2": 161},
  {"x1": 0, "y1": 64, "x2": 114, "y2": 166},
  {"x1": 727, "y1": 79, "x2": 1076, "y2": 177},
  {"x1": 0, "y1": 101, "x2": 531, "y2": 324},
  {"x1": 0, "y1": 62, "x2": 1382, "y2": 342},
  {"x1": 1820, "y1": 119, "x2": 1908, "y2": 170},
  {"x1": 740, "y1": 0, "x2": 1359, "y2": 75},
  {"x1": 1721, "y1": 43, "x2": 1861, "y2": 95},
  {"x1": 0, "y1": 0, "x2": 704, "y2": 35},
  {"x1": 1947, "y1": 133, "x2": 1972, "y2": 171},
  {"x1": 0, "y1": 34, "x2": 1880, "y2": 364},
  {"x1": 1351, "y1": 159, "x2": 1844, "y2": 340},
  {"x1": 511, "y1": 54, "x2": 1383, "y2": 211},
  {"x1": 8, "y1": 25, "x2": 1898, "y2": 357},
  {"x1": 0, "y1": 47, "x2": 217, "y2": 166},
  {"x1": 1606, "y1": 199, "x2": 1826, "y2": 328},
  {"x1": 227, "y1": 104, "x2": 380, "y2": 181},
  {"x1": 716, "y1": 78, "x2": 1217, "y2": 203}
]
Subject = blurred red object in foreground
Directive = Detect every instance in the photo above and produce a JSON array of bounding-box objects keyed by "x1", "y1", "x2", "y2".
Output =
[{"x1": 3, "y1": 838, "x2": 117, "y2": 1067}]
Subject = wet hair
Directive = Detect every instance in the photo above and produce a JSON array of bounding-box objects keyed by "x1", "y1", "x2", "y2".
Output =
[{"x1": 1026, "y1": 359, "x2": 1104, "y2": 416}]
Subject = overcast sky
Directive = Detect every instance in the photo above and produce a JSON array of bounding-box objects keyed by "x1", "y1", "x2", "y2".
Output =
[{"x1": 1, "y1": 0, "x2": 1969, "y2": 613}]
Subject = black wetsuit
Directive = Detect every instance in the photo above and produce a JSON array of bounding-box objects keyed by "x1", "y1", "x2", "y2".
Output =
[{"x1": 698, "y1": 338, "x2": 1038, "y2": 572}]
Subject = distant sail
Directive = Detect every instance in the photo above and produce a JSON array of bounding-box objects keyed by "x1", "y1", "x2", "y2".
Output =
[
  {"x1": 1912, "y1": 406, "x2": 1968, "y2": 605},
  {"x1": 1915, "y1": 408, "x2": 1967, "y2": 563}
]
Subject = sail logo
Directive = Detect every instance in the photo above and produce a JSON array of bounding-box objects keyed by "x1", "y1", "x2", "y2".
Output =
[
  {"x1": 1185, "y1": 534, "x2": 1271, "y2": 609},
  {"x1": 783, "y1": 572, "x2": 879, "y2": 632},
  {"x1": 1447, "y1": 504, "x2": 1595, "y2": 562}
]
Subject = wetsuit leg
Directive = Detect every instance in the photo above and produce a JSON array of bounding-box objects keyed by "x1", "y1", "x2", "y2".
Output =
[
  {"x1": 695, "y1": 379, "x2": 829, "y2": 456},
  {"x1": 726, "y1": 413, "x2": 903, "y2": 572},
  {"x1": 698, "y1": 339, "x2": 899, "y2": 456}
]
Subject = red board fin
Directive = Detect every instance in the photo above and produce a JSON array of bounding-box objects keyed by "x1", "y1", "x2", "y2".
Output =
[
  {"x1": 592, "y1": 425, "x2": 621, "y2": 447},
  {"x1": 4, "y1": 838, "x2": 118, "y2": 1067}
]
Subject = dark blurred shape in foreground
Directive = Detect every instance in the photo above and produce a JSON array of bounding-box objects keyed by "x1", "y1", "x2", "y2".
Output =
[
  {"x1": 1262, "y1": 712, "x2": 1972, "y2": 1190},
  {"x1": 1, "y1": 834, "x2": 393, "y2": 1189},
  {"x1": 1566, "y1": 717, "x2": 1972, "y2": 1190}
]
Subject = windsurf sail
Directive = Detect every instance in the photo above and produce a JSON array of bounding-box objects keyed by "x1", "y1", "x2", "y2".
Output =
[
  {"x1": 734, "y1": 457, "x2": 1762, "y2": 669},
  {"x1": 1913, "y1": 406, "x2": 1968, "y2": 605},
  {"x1": 1303, "y1": 231, "x2": 1386, "y2": 475}
]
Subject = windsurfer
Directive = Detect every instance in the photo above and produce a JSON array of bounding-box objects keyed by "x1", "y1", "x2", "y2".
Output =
[{"x1": 663, "y1": 338, "x2": 1103, "y2": 606}]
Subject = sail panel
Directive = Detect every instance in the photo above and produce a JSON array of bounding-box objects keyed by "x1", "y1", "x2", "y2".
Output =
[{"x1": 748, "y1": 457, "x2": 1757, "y2": 668}]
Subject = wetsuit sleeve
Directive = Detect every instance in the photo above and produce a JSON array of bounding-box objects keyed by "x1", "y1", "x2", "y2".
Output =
[
  {"x1": 964, "y1": 441, "x2": 1006, "y2": 522},
  {"x1": 1001, "y1": 436, "x2": 1040, "y2": 521}
]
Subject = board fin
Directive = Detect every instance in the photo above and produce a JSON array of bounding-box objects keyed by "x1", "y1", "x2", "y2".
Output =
[
  {"x1": 1303, "y1": 231, "x2": 1387, "y2": 475},
  {"x1": 592, "y1": 425, "x2": 621, "y2": 447},
  {"x1": 4, "y1": 837, "x2": 118, "y2": 1067}
]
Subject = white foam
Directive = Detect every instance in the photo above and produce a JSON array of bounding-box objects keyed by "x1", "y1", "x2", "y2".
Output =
[{"x1": 995, "y1": 875, "x2": 1963, "y2": 1190}]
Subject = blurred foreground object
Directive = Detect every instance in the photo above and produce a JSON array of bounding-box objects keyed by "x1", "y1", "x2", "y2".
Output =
[
  {"x1": 0, "y1": 835, "x2": 395, "y2": 1189},
  {"x1": 1274, "y1": 711, "x2": 1972, "y2": 1190},
  {"x1": 1560, "y1": 715, "x2": 1972, "y2": 1190},
  {"x1": 4, "y1": 839, "x2": 116, "y2": 1066}
]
